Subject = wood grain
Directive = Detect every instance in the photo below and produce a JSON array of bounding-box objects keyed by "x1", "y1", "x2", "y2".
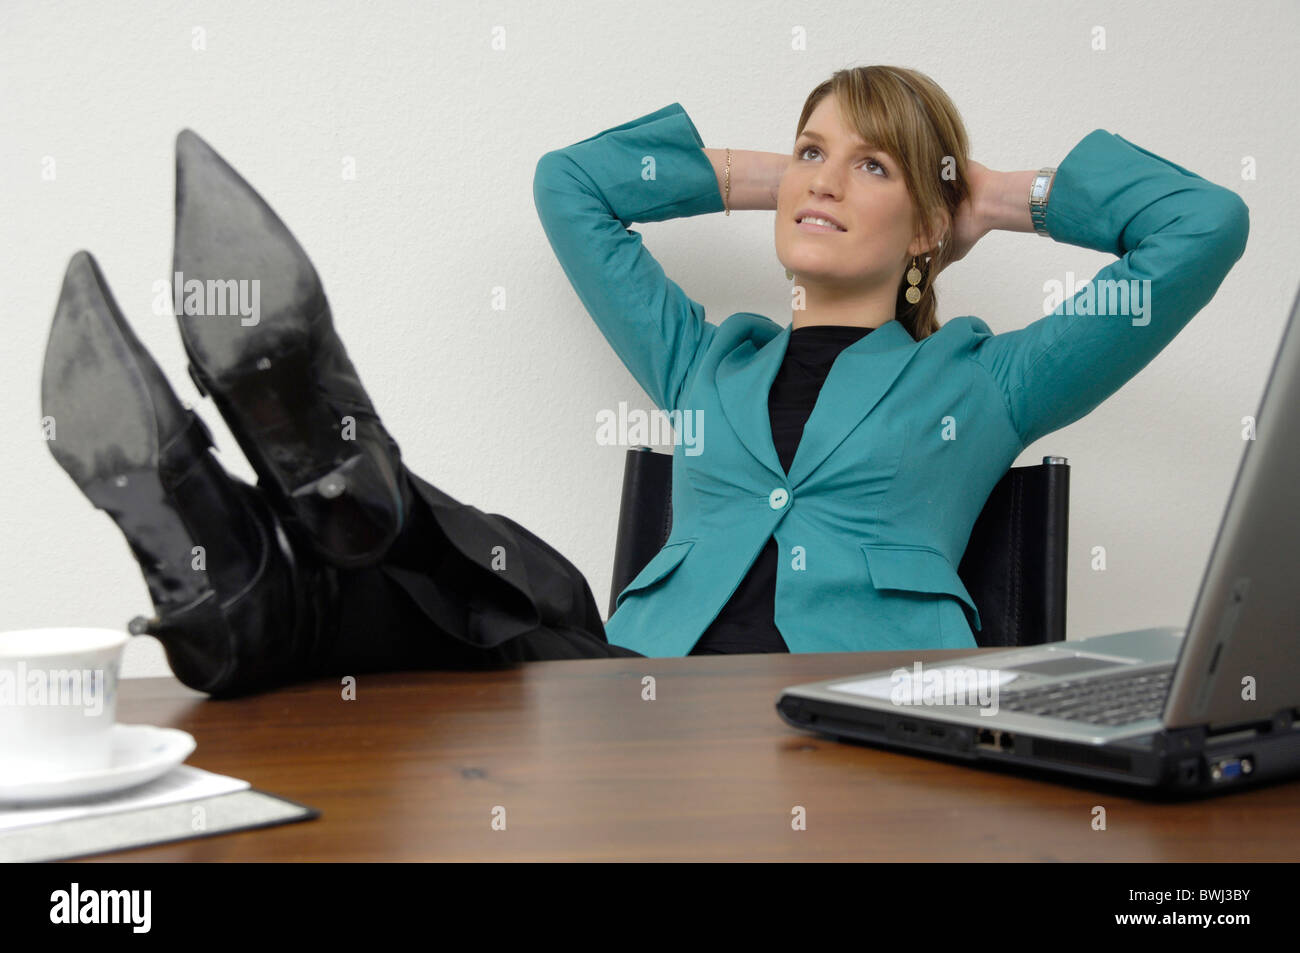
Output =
[{"x1": 80, "y1": 649, "x2": 1300, "y2": 861}]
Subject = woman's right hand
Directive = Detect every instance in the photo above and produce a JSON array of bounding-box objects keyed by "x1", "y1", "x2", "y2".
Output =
[{"x1": 704, "y1": 148, "x2": 791, "y2": 212}]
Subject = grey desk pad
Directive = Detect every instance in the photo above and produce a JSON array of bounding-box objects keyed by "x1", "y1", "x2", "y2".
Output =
[{"x1": 0, "y1": 790, "x2": 318, "y2": 862}]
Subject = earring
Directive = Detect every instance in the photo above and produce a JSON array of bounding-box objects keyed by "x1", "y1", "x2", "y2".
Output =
[
  {"x1": 905, "y1": 256, "x2": 923, "y2": 304},
  {"x1": 785, "y1": 267, "x2": 794, "y2": 281}
]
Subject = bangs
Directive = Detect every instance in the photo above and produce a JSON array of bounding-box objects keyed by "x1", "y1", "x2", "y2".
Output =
[{"x1": 826, "y1": 74, "x2": 916, "y2": 176}]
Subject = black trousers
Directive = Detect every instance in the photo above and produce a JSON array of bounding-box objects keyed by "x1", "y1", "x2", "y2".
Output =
[{"x1": 308, "y1": 465, "x2": 646, "y2": 676}]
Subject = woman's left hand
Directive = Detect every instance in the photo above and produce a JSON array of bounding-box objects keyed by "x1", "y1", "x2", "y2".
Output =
[{"x1": 935, "y1": 159, "x2": 992, "y2": 274}]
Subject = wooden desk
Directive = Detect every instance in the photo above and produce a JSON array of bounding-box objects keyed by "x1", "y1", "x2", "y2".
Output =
[{"x1": 85, "y1": 649, "x2": 1300, "y2": 861}]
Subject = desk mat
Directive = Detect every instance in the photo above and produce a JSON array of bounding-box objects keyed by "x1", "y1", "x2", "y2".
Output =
[{"x1": 0, "y1": 789, "x2": 318, "y2": 862}]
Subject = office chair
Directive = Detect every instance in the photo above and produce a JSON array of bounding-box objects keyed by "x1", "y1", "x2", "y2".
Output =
[{"x1": 609, "y1": 446, "x2": 1070, "y2": 648}]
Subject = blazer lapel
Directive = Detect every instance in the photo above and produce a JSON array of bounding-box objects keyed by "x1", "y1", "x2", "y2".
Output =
[
  {"x1": 715, "y1": 317, "x2": 921, "y2": 487},
  {"x1": 716, "y1": 321, "x2": 790, "y2": 480},
  {"x1": 786, "y1": 318, "x2": 920, "y2": 486}
]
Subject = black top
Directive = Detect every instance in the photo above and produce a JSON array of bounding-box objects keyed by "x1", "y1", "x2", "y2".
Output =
[{"x1": 689, "y1": 323, "x2": 874, "y2": 655}]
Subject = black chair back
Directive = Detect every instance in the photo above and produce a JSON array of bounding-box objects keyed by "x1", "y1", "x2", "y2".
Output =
[{"x1": 609, "y1": 446, "x2": 1069, "y2": 648}]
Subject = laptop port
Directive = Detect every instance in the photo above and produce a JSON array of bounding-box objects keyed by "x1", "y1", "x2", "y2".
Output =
[
  {"x1": 999, "y1": 732, "x2": 1015, "y2": 751},
  {"x1": 976, "y1": 729, "x2": 999, "y2": 750},
  {"x1": 1209, "y1": 756, "x2": 1254, "y2": 782}
]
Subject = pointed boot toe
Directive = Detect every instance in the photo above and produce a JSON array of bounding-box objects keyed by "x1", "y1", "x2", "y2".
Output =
[{"x1": 172, "y1": 129, "x2": 408, "y2": 569}]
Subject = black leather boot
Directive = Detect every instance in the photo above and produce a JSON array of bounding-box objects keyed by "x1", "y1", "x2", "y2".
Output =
[
  {"x1": 172, "y1": 129, "x2": 411, "y2": 570},
  {"x1": 42, "y1": 251, "x2": 338, "y2": 698}
]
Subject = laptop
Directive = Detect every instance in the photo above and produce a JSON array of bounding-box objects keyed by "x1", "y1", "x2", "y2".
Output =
[{"x1": 776, "y1": 284, "x2": 1300, "y2": 795}]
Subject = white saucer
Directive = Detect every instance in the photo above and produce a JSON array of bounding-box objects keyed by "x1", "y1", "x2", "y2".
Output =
[{"x1": 0, "y1": 724, "x2": 196, "y2": 805}]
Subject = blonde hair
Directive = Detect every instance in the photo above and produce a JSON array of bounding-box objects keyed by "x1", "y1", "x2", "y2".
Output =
[{"x1": 795, "y1": 66, "x2": 971, "y2": 341}]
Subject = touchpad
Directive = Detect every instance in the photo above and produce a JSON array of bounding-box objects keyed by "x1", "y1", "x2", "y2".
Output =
[{"x1": 1005, "y1": 655, "x2": 1130, "y2": 677}]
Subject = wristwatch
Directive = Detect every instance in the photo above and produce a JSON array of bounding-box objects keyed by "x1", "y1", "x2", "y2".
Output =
[{"x1": 1029, "y1": 167, "x2": 1056, "y2": 237}]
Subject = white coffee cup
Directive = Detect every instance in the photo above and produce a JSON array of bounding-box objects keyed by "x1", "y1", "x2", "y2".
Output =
[{"x1": 0, "y1": 627, "x2": 129, "y2": 780}]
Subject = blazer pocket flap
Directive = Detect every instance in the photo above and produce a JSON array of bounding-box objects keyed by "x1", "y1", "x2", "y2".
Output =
[
  {"x1": 860, "y1": 544, "x2": 982, "y2": 632},
  {"x1": 616, "y1": 539, "x2": 696, "y2": 609}
]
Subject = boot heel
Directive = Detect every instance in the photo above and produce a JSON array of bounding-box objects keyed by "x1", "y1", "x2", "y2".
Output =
[
  {"x1": 195, "y1": 341, "x2": 405, "y2": 567},
  {"x1": 212, "y1": 341, "x2": 349, "y2": 491}
]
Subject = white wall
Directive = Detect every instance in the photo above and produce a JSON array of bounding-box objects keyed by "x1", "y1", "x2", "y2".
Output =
[{"x1": 1, "y1": 0, "x2": 1294, "y2": 679}]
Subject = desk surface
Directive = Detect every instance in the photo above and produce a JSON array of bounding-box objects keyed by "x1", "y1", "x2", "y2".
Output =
[{"x1": 88, "y1": 649, "x2": 1299, "y2": 861}]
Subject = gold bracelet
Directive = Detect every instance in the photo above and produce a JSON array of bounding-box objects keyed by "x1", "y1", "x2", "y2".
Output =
[{"x1": 724, "y1": 147, "x2": 732, "y2": 215}]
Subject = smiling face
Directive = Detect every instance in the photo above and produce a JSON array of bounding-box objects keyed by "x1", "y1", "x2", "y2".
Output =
[{"x1": 775, "y1": 92, "x2": 928, "y2": 292}]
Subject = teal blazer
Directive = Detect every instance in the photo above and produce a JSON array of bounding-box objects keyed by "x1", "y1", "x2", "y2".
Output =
[{"x1": 532, "y1": 102, "x2": 1249, "y2": 658}]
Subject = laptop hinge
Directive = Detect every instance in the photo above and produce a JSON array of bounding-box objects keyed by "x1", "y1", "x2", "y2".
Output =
[
  {"x1": 1207, "y1": 707, "x2": 1296, "y2": 738},
  {"x1": 1161, "y1": 708, "x2": 1296, "y2": 752},
  {"x1": 1153, "y1": 725, "x2": 1207, "y2": 756}
]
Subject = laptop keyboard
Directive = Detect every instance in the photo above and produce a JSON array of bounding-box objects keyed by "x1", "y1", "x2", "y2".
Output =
[{"x1": 999, "y1": 665, "x2": 1175, "y2": 726}]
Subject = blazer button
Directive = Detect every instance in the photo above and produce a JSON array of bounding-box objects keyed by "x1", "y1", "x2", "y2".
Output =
[{"x1": 769, "y1": 488, "x2": 789, "y2": 510}]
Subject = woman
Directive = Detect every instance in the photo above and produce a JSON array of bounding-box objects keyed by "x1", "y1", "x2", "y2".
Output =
[{"x1": 41, "y1": 66, "x2": 1249, "y2": 697}]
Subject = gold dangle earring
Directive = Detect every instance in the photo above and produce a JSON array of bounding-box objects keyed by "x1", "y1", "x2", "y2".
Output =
[
  {"x1": 785, "y1": 267, "x2": 794, "y2": 280},
  {"x1": 904, "y1": 256, "x2": 923, "y2": 304}
]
